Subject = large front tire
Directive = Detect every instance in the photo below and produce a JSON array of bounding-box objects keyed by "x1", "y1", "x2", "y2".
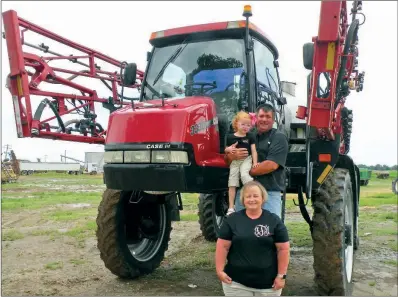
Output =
[
  {"x1": 311, "y1": 168, "x2": 356, "y2": 296},
  {"x1": 198, "y1": 192, "x2": 228, "y2": 241},
  {"x1": 96, "y1": 189, "x2": 172, "y2": 278}
]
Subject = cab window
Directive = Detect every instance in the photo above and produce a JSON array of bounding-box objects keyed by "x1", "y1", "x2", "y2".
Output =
[{"x1": 253, "y1": 38, "x2": 281, "y2": 125}]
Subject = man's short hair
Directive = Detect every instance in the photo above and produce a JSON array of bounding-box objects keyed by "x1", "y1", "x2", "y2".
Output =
[{"x1": 256, "y1": 103, "x2": 275, "y2": 120}]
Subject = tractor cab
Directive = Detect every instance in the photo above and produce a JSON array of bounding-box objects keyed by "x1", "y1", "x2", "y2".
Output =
[{"x1": 133, "y1": 5, "x2": 286, "y2": 135}]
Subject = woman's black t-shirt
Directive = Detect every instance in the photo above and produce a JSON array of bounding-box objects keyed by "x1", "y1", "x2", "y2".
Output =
[{"x1": 218, "y1": 209, "x2": 289, "y2": 289}]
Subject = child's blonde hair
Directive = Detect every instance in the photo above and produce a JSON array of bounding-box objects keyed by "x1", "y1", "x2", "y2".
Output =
[
  {"x1": 240, "y1": 180, "x2": 268, "y2": 206},
  {"x1": 232, "y1": 111, "x2": 251, "y2": 132}
]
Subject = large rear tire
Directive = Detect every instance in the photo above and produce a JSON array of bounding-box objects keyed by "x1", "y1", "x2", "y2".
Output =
[
  {"x1": 311, "y1": 168, "x2": 356, "y2": 296},
  {"x1": 198, "y1": 192, "x2": 228, "y2": 241},
  {"x1": 392, "y1": 178, "x2": 398, "y2": 194},
  {"x1": 96, "y1": 189, "x2": 172, "y2": 278}
]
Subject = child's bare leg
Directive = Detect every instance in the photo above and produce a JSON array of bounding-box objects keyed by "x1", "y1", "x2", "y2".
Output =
[{"x1": 228, "y1": 187, "x2": 236, "y2": 209}]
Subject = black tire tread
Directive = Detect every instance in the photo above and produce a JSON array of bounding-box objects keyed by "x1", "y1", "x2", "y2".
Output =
[
  {"x1": 312, "y1": 168, "x2": 354, "y2": 296},
  {"x1": 96, "y1": 189, "x2": 139, "y2": 278},
  {"x1": 198, "y1": 194, "x2": 218, "y2": 242}
]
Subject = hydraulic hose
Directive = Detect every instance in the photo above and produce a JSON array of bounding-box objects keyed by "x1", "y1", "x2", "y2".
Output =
[
  {"x1": 33, "y1": 98, "x2": 66, "y2": 132},
  {"x1": 56, "y1": 119, "x2": 80, "y2": 133},
  {"x1": 56, "y1": 119, "x2": 104, "y2": 135},
  {"x1": 335, "y1": 19, "x2": 360, "y2": 108}
]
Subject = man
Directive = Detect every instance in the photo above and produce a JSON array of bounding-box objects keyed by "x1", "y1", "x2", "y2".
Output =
[{"x1": 224, "y1": 103, "x2": 289, "y2": 218}]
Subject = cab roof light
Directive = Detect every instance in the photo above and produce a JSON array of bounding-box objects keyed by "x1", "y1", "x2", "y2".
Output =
[
  {"x1": 150, "y1": 30, "x2": 165, "y2": 40},
  {"x1": 243, "y1": 5, "x2": 252, "y2": 17}
]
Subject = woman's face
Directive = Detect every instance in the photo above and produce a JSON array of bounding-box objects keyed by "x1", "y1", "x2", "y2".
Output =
[{"x1": 243, "y1": 186, "x2": 264, "y2": 210}]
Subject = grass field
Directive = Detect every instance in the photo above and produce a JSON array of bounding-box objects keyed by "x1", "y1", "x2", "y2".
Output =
[{"x1": 1, "y1": 170, "x2": 397, "y2": 296}]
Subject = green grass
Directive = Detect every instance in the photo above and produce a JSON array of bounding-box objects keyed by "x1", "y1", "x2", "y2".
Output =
[
  {"x1": 44, "y1": 208, "x2": 98, "y2": 221},
  {"x1": 359, "y1": 211, "x2": 397, "y2": 224},
  {"x1": 2, "y1": 230, "x2": 24, "y2": 241},
  {"x1": 29, "y1": 229, "x2": 62, "y2": 237},
  {"x1": 44, "y1": 261, "x2": 63, "y2": 270},
  {"x1": 180, "y1": 213, "x2": 199, "y2": 221},
  {"x1": 1, "y1": 191, "x2": 101, "y2": 211},
  {"x1": 359, "y1": 193, "x2": 397, "y2": 205},
  {"x1": 368, "y1": 281, "x2": 376, "y2": 287},
  {"x1": 285, "y1": 221, "x2": 312, "y2": 248},
  {"x1": 69, "y1": 259, "x2": 86, "y2": 265},
  {"x1": 181, "y1": 193, "x2": 199, "y2": 211},
  {"x1": 388, "y1": 242, "x2": 397, "y2": 252},
  {"x1": 382, "y1": 259, "x2": 397, "y2": 266}
]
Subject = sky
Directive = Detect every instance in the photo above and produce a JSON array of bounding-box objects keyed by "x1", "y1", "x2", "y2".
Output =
[{"x1": 1, "y1": 1, "x2": 397, "y2": 166}]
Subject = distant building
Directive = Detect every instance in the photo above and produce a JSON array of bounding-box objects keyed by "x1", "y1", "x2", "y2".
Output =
[{"x1": 85, "y1": 152, "x2": 104, "y2": 173}]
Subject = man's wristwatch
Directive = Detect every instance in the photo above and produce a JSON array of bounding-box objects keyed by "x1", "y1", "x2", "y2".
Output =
[{"x1": 277, "y1": 274, "x2": 287, "y2": 279}]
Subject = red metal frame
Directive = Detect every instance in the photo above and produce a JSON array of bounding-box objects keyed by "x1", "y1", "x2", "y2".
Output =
[
  {"x1": 300, "y1": 0, "x2": 363, "y2": 148},
  {"x1": 2, "y1": 9, "x2": 145, "y2": 144}
]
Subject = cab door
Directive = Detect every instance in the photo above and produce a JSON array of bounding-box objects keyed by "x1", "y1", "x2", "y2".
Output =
[{"x1": 252, "y1": 38, "x2": 282, "y2": 128}]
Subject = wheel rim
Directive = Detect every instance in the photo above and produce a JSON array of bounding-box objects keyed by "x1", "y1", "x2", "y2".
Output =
[
  {"x1": 345, "y1": 203, "x2": 354, "y2": 282},
  {"x1": 125, "y1": 201, "x2": 167, "y2": 262}
]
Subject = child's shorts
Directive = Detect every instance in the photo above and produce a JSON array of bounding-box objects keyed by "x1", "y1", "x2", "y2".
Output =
[{"x1": 228, "y1": 156, "x2": 253, "y2": 187}]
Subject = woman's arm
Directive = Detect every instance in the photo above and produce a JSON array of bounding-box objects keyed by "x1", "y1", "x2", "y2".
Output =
[
  {"x1": 215, "y1": 239, "x2": 233, "y2": 284},
  {"x1": 275, "y1": 241, "x2": 290, "y2": 275},
  {"x1": 272, "y1": 241, "x2": 290, "y2": 290}
]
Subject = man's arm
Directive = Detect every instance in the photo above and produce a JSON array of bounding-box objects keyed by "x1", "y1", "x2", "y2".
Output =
[
  {"x1": 250, "y1": 160, "x2": 279, "y2": 176},
  {"x1": 251, "y1": 143, "x2": 258, "y2": 166},
  {"x1": 249, "y1": 132, "x2": 288, "y2": 176}
]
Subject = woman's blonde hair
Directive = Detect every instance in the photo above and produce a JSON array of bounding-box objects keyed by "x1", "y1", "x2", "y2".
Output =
[
  {"x1": 240, "y1": 180, "x2": 268, "y2": 207},
  {"x1": 232, "y1": 111, "x2": 251, "y2": 132}
]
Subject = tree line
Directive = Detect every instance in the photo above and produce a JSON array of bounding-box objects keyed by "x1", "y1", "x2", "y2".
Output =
[{"x1": 358, "y1": 164, "x2": 398, "y2": 171}]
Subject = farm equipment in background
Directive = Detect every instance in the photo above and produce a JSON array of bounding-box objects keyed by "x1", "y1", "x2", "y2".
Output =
[
  {"x1": 2, "y1": 1, "x2": 366, "y2": 295},
  {"x1": 1, "y1": 150, "x2": 20, "y2": 183},
  {"x1": 359, "y1": 168, "x2": 372, "y2": 186},
  {"x1": 19, "y1": 161, "x2": 81, "y2": 175},
  {"x1": 376, "y1": 171, "x2": 390, "y2": 179}
]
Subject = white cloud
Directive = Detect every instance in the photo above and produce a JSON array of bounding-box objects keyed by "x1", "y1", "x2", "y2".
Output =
[{"x1": 1, "y1": 1, "x2": 397, "y2": 165}]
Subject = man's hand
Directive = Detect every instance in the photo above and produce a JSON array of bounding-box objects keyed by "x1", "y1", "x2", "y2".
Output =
[
  {"x1": 224, "y1": 144, "x2": 249, "y2": 166},
  {"x1": 225, "y1": 142, "x2": 238, "y2": 154},
  {"x1": 232, "y1": 148, "x2": 248, "y2": 160}
]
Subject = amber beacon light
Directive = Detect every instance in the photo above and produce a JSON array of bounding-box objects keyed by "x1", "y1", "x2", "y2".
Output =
[{"x1": 243, "y1": 5, "x2": 252, "y2": 17}]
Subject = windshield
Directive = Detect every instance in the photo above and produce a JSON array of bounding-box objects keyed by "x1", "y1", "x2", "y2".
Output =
[{"x1": 142, "y1": 38, "x2": 247, "y2": 121}]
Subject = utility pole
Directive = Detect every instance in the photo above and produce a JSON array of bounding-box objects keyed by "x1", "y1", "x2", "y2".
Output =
[
  {"x1": 3, "y1": 144, "x2": 12, "y2": 155},
  {"x1": 2, "y1": 144, "x2": 12, "y2": 161}
]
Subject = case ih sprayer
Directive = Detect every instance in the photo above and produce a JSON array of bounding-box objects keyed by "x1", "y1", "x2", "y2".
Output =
[{"x1": 3, "y1": 1, "x2": 365, "y2": 295}]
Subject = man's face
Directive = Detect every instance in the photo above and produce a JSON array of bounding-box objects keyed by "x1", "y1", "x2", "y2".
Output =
[{"x1": 256, "y1": 109, "x2": 274, "y2": 133}]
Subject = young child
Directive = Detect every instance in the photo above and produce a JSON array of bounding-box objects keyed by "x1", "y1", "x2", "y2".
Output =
[{"x1": 224, "y1": 111, "x2": 258, "y2": 215}]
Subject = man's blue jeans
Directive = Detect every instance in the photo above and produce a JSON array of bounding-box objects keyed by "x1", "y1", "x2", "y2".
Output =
[{"x1": 234, "y1": 188, "x2": 282, "y2": 218}]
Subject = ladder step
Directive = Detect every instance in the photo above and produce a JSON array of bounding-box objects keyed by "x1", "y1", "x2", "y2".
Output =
[{"x1": 289, "y1": 138, "x2": 306, "y2": 144}]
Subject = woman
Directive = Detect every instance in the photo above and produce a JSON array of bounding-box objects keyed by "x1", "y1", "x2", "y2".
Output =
[{"x1": 215, "y1": 181, "x2": 290, "y2": 296}]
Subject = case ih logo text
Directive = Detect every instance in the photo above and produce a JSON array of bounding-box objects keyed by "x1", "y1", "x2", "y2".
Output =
[
  {"x1": 190, "y1": 117, "x2": 218, "y2": 136},
  {"x1": 146, "y1": 144, "x2": 171, "y2": 149}
]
